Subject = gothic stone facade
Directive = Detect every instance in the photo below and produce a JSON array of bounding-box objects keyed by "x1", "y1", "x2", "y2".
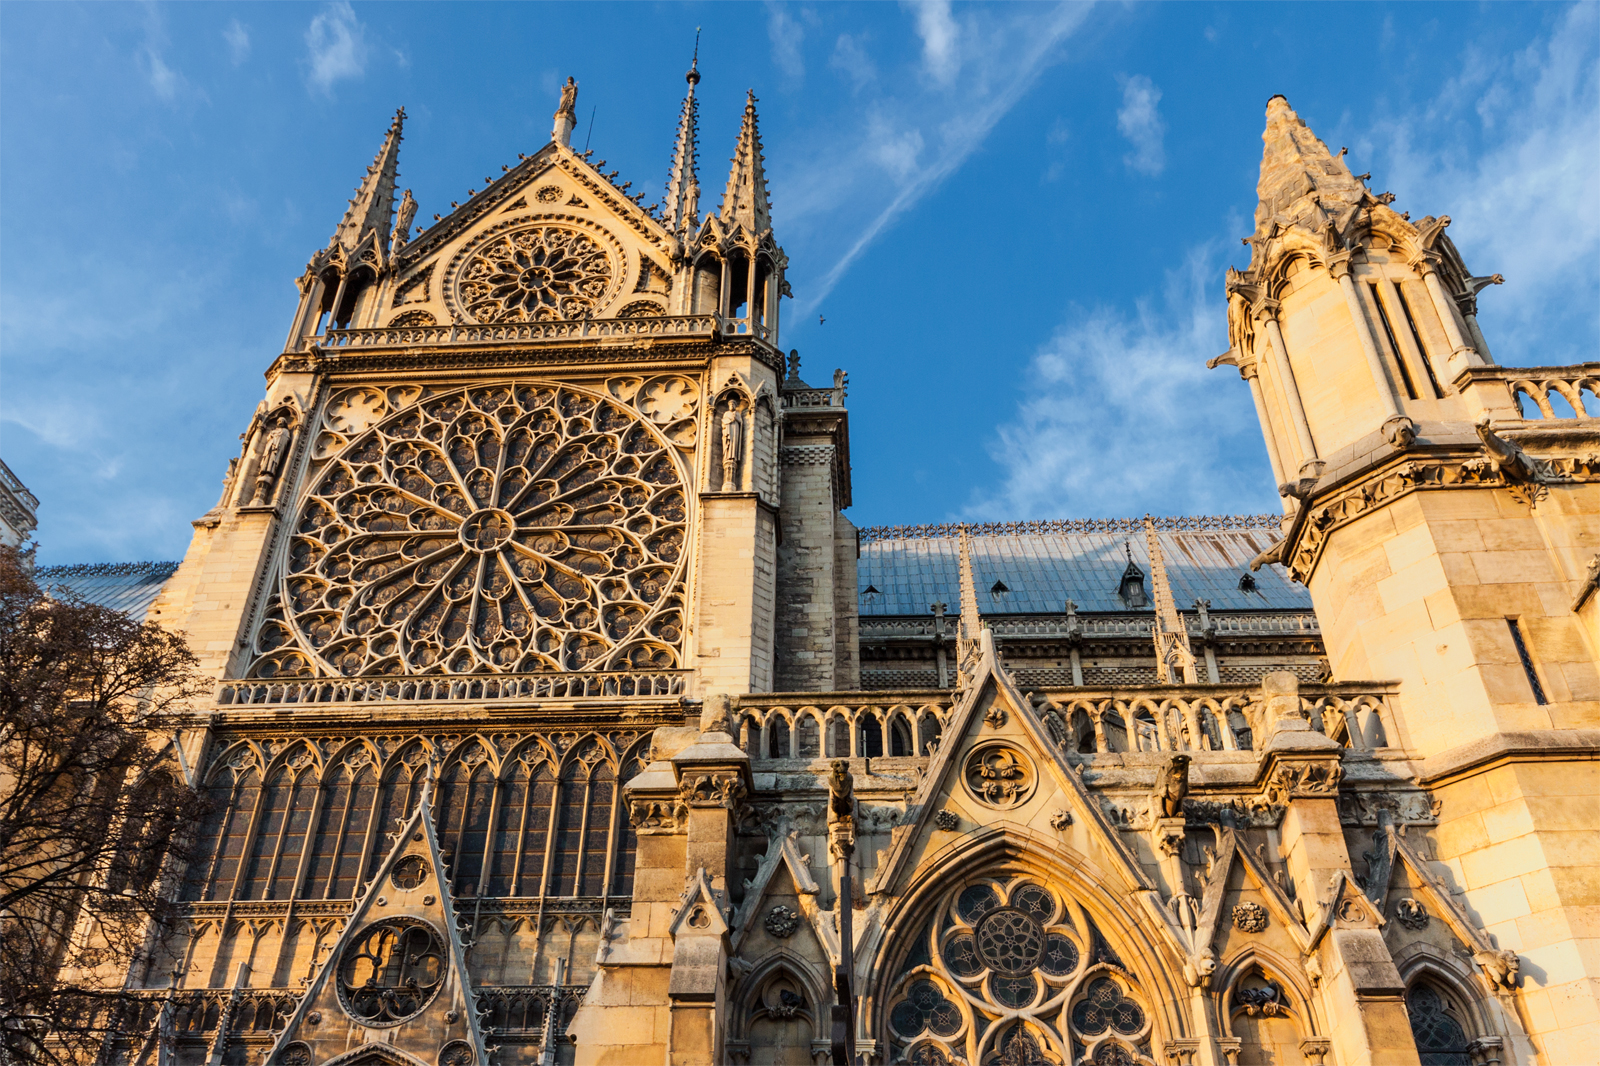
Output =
[{"x1": 86, "y1": 80, "x2": 1599, "y2": 1066}]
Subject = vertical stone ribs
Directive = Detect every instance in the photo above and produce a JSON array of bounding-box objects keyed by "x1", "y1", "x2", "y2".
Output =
[{"x1": 1145, "y1": 515, "x2": 1197, "y2": 684}]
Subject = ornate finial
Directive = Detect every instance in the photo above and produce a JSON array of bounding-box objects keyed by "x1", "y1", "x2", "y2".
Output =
[
  {"x1": 687, "y1": 26, "x2": 701, "y2": 85},
  {"x1": 786, "y1": 349, "x2": 801, "y2": 381}
]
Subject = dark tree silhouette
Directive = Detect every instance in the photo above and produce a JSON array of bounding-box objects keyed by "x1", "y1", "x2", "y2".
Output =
[{"x1": 0, "y1": 545, "x2": 206, "y2": 1065}]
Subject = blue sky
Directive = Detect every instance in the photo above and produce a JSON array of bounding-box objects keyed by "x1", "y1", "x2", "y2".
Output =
[{"x1": 2, "y1": 1, "x2": 1596, "y2": 566}]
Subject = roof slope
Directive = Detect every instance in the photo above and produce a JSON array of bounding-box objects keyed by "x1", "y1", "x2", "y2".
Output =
[
  {"x1": 37, "y1": 561, "x2": 179, "y2": 622},
  {"x1": 859, "y1": 519, "x2": 1307, "y2": 615}
]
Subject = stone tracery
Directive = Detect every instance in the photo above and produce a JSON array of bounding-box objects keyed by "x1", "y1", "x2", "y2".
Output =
[
  {"x1": 457, "y1": 226, "x2": 614, "y2": 322},
  {"x1": 884, "y1": 874, "x2": 1145, "y2": 1066},
  {"x1": 250, "y1": 383, "x2": 687, "y2": 679}
]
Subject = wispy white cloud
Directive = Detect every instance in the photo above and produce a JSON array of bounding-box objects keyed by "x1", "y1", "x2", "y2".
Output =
[
  {"x1": 967, "y1": 241, "x2": 1274, "y2": 520},
  {"x1": 224, "y1": 19, "x2": 251, "y2": 66},
  {"x1": 1116, "y1": 73, "x2": 1165, "y2": 176},
  {"x1": 138, "y1": 8, "x2": 194, "y2": 104},
  {"x1": 831, "y1": 33, "x2": 877, "y2": 92},
  {"x1": 1351, "y1": 1, "x2": 1598, "y2": 364},
  {"x1": 305, "y1": 1, "x2": 367, "y2": 95},
  {"x1": 767, "y1": 3, "x2": 805, "y2": 81},
  {"x1": 795, "y1": 3, "x2": 1092, "y2": 312},
  {"x1": 909, "y1": 0, "x2": 960, "y2": 85}
]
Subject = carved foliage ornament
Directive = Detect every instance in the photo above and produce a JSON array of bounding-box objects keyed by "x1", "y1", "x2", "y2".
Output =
[
  {"x1": 454, "y1": 224, "x2": 616, "y2": 323},
  {"x1": 765, "y1": 905, "x2": 801, "y2": 939},
  {"x1": 252, "y1": 383, "x2": 687, "y2": 679},
  {"x1": 1232, "y1": 902, "x2": 1269, "y2": 932}
]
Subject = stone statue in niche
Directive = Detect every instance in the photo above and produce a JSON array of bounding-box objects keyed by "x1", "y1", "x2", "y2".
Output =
[
  {"x1": 251, "y1": 413, "x2": 294, "y2": 505},
  {"x1": 720, "y1": 401, "x2": 746, "y2": 491}
]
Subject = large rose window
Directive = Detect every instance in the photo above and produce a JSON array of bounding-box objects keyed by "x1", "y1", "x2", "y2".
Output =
[
  {"x1": 250, "y1": 383, "x2": 688, "y2": 678},
  {"x1": 883, "y1": 875, "x2": 1154, "y2": 1065},
  {"x1": 456, "y1": 226, "x2": 614, "y2": 322}
]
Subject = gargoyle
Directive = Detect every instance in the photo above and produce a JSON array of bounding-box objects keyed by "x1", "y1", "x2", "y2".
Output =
[
  {"x1": 828, "y1": 760, "x2": 855, "y2": 821},
  {"x1": 1475, "y1": 418, "x2": 1546, "y2": 484},
  {"x1": 1474, "y1": 948, "x2": 1520, "y2": 990},
  {"x1": 1151, "y1": 753, "x2": 1191, "y2": 819}
]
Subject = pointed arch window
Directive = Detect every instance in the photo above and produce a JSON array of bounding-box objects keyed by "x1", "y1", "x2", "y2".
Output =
[
  {"x1": 1405, "y1": 982, "x2": 1473, "y2": 1066},
  {"x1": 180, "y1": 734, "x2": 646, "y2": 910}
]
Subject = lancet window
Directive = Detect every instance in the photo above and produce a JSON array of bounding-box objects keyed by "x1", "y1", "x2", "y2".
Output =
[
  {"x1": 181, "y1": 734, "x2": 645, "y2": 906},
  {"x1": 882, "y1": 873, "x2": 1154, "y2": 1066}
]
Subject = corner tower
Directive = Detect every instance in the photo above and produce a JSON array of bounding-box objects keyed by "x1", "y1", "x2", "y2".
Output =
[{"x1": 1214, "y1": 96, "x2": 1600, "y2": 1066}]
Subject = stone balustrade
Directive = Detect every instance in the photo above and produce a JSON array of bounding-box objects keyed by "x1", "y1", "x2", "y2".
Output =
[
  {"x1": 734, "y1": 693, "x2": 954, "y2": 761},
  {"x1": 734, "y1": 681, "x2": 1395, "y2": 765},
  {"x1": 317, "y1": 314, "x2": 774, "y2": 351},
  {"x1": 215, "y1": 670, "x2": 690, "y2": 707},
  {"x1": 1456, "y1": 363, "x2": 1600, "y2": 421}
]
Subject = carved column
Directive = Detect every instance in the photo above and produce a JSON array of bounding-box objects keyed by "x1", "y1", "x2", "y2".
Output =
[
  {"x1": 1253, "y1": 300, "x2": 1319, "y2": 470},
  {"x1": 1240, "y1": 363, "x2": 1290, "y2": 496},
  {"x1": 1413, "y1": 256, "x2": 1482, "y2": 375}
]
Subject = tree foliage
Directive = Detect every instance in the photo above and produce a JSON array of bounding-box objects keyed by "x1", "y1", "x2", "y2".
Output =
[{"x1": 0, "y1": 545, "x2": 206, "y2": 1064}]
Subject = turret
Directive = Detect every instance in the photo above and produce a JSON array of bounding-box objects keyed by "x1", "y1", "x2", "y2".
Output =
[
  {"x1": 679, "y1": 91, "x2": 787, "y2": 342},
  {"x1": 282, "y1": 109, "x2": 407, "y2": 350},
  {"x1": 1212, "y1": 96, "x2": 1506, "y2": 490}
]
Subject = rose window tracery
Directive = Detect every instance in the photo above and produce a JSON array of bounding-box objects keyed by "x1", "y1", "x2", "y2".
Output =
[
  {"x1": 884, "y1": 874, "x2": 1140, "y2": 1066},
  {"x1": 337, "y1": 918, "x2": 446, "y2": 1026},
  {"x1": 456, "y1": 226, "x2": 615, "y2": 322},
  {"x1": 250, "y1": 383, "x2": 687, "y2": 678}
]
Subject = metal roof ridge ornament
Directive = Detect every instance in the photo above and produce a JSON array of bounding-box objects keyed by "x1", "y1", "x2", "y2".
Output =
[{"x1": 856, "y1": 514, "x2": 1282, "y2": 543}]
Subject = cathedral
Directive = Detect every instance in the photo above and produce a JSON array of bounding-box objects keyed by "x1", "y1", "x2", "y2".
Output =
[{"x1": 48, "y1": 60, "x2": 1600, "y2": 1066}]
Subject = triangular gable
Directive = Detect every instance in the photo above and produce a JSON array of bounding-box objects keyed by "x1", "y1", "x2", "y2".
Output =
[
  {"x1": 1305, "y1": 869, "x2": 1387, "y2": 952},
  {"x1": 1366, "y1": 821, "x2": 1497, "y2": 955},
  {"x1": 1188, "y1": 827, "x2": 1310, "y2": 959},
  {"x1": 867, "y1": 631, "x2": 1156, "y2": 904},
  {"x1": 264, "y1": 781, "x2": 485, "y2": 1066},
  {"x1": 731, "y1": 821, "x2": 819, "y2": 954},
  {"x1": 398, "y1": 140, "x2": 675, "y2": 272}
]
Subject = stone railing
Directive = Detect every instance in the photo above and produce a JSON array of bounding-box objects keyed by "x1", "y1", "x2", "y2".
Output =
[
  {"x1": 216, "y1": 670, "x2": 690, "y2": 707},
  {"x1": 783, "y1": 387, "x2": 846, "y2": 409},
  {"x1": 1457, "y1": 363, "x2": 1600, "y2": 420},
  {"x1": 320, "y1": 314, "x2": 749, "y2": 350},
  {"x1": 476, "y1": 985, "x2": 587, "y2": 1036},
  {"x1": 736, "y1": 693, "x2": 954, "y2": 761},
  {"x1": 1030, "y1": 681, "x2": 1397, "y2": 754}
]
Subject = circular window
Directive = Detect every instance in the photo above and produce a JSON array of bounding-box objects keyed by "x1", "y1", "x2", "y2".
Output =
[
  {"x1": 449, "y1": 224, "x2": 619, "y2": 324},
  {"x1": 337, "y1": 918, "x2": 447, "y2": 1026},
  {"x1": 251, "y1": 383, "x2": 688, "y2": 679},
  {"x1": 391, "y1": 855, "x2": 429, "y2": 891},
  {"x1": 975, "y1": 908, "x2": 1044, "y2": 975}
]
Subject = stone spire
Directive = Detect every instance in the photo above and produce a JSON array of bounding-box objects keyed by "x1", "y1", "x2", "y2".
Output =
[
  {"x1": 661, "y1": 45, "x2": 702, "y2": 238},
  {"x1": 1249, "y1": 95, "x2": 1368, "y2": 258},
  {"x1": 1144, "y1": 516, "x2": 1197, "y2": 684},
  {"x1": 329, "y1": 107, "x2": 404, "y2": 253},
  {"x1": 718, "y1": 90, "x2": 772, "y2": 236}
]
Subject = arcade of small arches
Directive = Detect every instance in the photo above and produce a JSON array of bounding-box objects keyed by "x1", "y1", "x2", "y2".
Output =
[
  {"x1": 734, "y1": 703, "x2": 948, "y2": 761},
  {"x1": 179, "y1": 733, "x2": 648, "y2": 907}
]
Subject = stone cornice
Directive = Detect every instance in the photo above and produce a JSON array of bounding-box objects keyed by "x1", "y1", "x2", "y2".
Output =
[
  {"x1": 1417, "y1": 729, "x2": 1600, "y2": 788},
  {"x1": 265, "y1": 337, "x2": 783, "y2": 382}
]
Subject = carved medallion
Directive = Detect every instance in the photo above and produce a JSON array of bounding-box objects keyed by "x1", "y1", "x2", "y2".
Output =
[
  {"x1": 336, "y1": 918, "x2": 446, "y2": 1026},
  {"x1": 450, "y1": 223, "x2": 619, "y2": 323},
  {"x1": 963, "y1": 745, "x2": 1037, "y2": 810},
  {"x1": 1232, "y1": 902, "x2": 1268, "y2": 932},
  {"x1": 765, "y1": 904, "x2": 801, "y2": 939},
  {"x1": 934, "y1": 810, "x2": 960, "y2": 831},
  {"x1": 252, "y1": 383, "x2": 687, "y2": 678},
  {"x1": 280, "y1": 1043, "x2": 313, "y2": 1066},
  {"x1": 1395, "y1": 897, "x2": 1429, "y2": 930},
  {"x1": 438, "y1": 1041, "x2": 475, "y2": 1066}
]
